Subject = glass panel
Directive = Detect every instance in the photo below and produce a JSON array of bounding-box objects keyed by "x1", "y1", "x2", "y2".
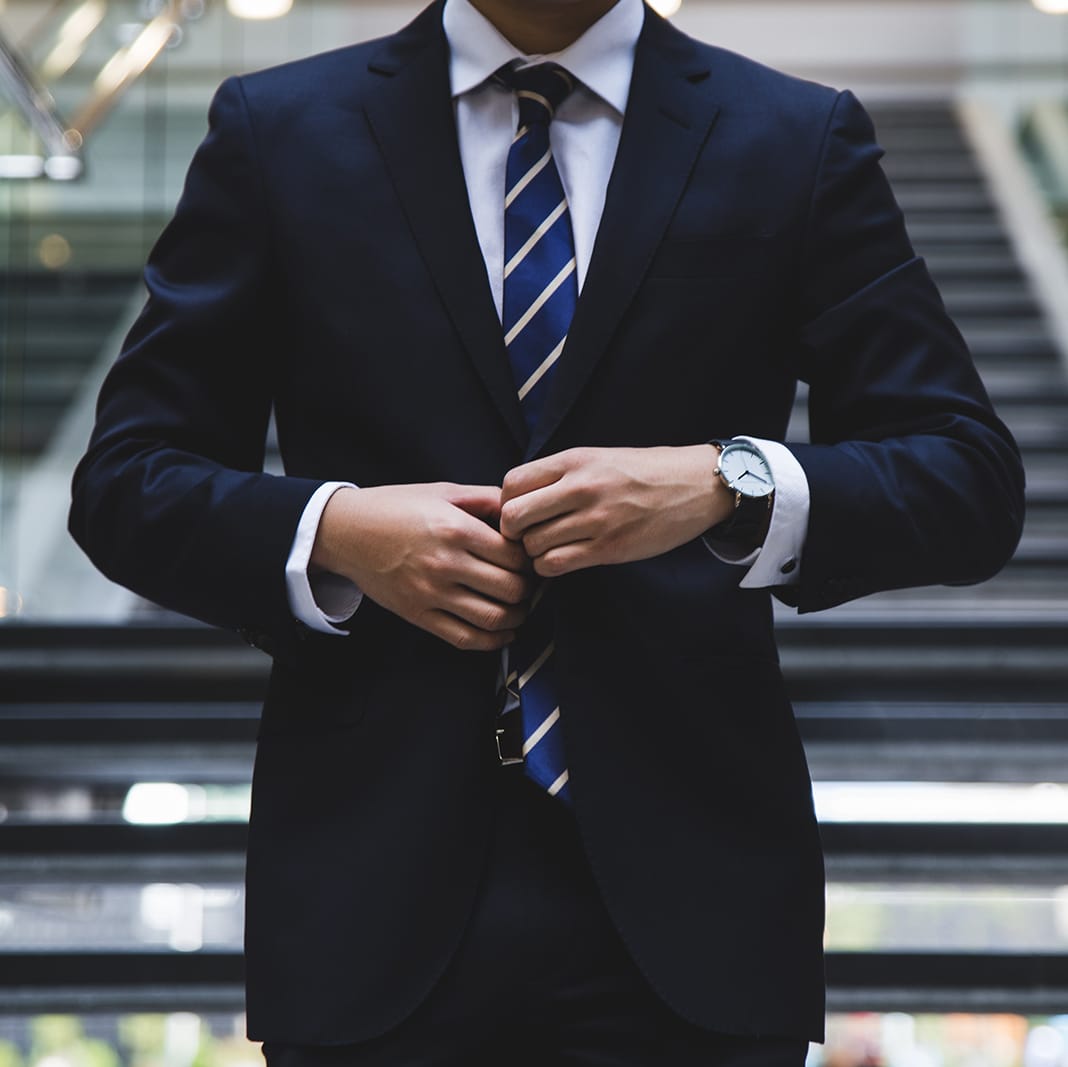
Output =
[
  {"x1": 815, "y1": 782, "x2": 1068, "y2": 824},
  {"x1": 0, "y1": 781, "x2": 252, "y2": 824},
  {"x1": 817, "y1": 1014, "x2": 1068, "y2": 1067},
  {"x1": 9, "y1": 878, "x2": 1067, "y2": 955},
  {"x1": 14, "y1": 779, "x2": 1068, "y2": 827},
  {"x1": 0, "y1": 1014, "x2": 258, "y2": 1067},
  {"x1": 0, "y1": 881, "x2": 243, "y2": 951},
  {"x1": 826, "y1": 883, "x2": 1068, "y2": 953},
  {"x1": 1, "y1": 1014, "x2": 1068, "y2": 1066}
]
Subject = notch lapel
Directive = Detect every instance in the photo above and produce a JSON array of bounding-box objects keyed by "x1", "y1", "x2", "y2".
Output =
[
  {"x1": 526, "y1": 14, "x2": 721, "y2": 459},
  {"x1": 363, "y1": 4, "x2": 526, "y2": 448}
]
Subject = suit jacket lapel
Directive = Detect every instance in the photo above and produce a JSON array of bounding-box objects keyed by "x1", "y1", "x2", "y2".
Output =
[
  {"x1": 363, "y1": 2, "x2": 527, "y2": 448},
  {"x1": 527, "y1": 12, "x2": 721, "y2": 459}
]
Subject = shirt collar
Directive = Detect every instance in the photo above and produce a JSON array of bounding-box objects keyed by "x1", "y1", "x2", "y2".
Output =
[{"x1": 443, "y1": 0, "x2": 644, "y2": 115}]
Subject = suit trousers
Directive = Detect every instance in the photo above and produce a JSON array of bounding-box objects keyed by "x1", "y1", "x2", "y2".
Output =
[{"x1": 260, "y1": 767, "x2": 811, "y2": 1067}]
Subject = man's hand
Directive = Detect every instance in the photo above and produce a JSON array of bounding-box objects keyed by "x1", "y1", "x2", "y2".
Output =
[
  {"x1": 311, "y1": 484, "x2": 534, "y2": 651},
  {"x1": 500, "y1": 446, "x2": 733, "y2": 577}
]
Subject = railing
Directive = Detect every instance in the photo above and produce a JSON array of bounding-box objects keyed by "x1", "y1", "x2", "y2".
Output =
[
  {"x1": 0, "y1": 0, "x2": 196, "y2": 182},
  {"x1": 1021, "y1": 99, "x2": 1068, "y2": 247},
  {"x1": 2, "y1": 624, "x2": 1068, "y2": 1016}
]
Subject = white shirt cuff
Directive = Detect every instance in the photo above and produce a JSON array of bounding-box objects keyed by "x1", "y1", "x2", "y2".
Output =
[
  {"x1": 706, "y1": 437, "x2": 809, "y2": 588},
  {"x1": 285, "y1": 481, "x2": 363, "y2": 635}
]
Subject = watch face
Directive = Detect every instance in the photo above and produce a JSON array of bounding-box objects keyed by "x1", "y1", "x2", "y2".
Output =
[{"x1": 718, "y1": 444, "x2": 774, "y2": 499}]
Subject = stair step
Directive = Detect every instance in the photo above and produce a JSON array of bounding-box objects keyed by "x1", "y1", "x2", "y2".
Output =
[
  {"x1": 909, "y1": 221, "x2": 1009, "y2": 246},
  {"x1": 9, "y1": 368, "x2": 91, "y2": 399},
  {"x1": 1024, "y1": 457, "x2": 1068, "y2": 503},
  {"x1": 16, "y1": 294, "x2": 134, "y2": 323},
  {"x1": 1020, "y1": 509, "x2": 1068, "y2": 539},
  {"x1": 787, "y1": 401, "x2": 1068, "y2": 449},
  {"x1": 876, "y1": 132, "x2": 972, "y2": 154},
  {"x1": 0, "y1": 701, "x2": 261, "y2": 744},
  {"x1": 924, "y1": 251, "x2": 1024, "y2": 280},
  {"x1": 964, "y1": 331, "x2": 1061, "y2": 362},
  {"x1": 883, "y1": 158, "x2": 985, "y2": 182},
  {"x1": 959, "y1": 320, "x2": 1058, "y2": 346},
  {"x1": 940, "y1": 284, "x2": 1040, "y2": 318},
  {"x1": 1011, "y1": 532, "x2": 1068, "y2": 564},
  {"x1": 781, "y1": 580, "x2": 1068, "y2": 621},
  {"x1": 869, "y1": 108, "x2": 960, "y2": 130},
  {"x1": 971, "y1": 364, "x2": 1068, "y2": 400},
  {"x1": 896, "y1": 187, "x2": 998, "y2": 213},
  {"x1": 0, "y1": 271, "x2": 141, "y2": 294},
  {"x1": 0, "y1": 628, "x2": 269, "y2": 703},
  {"x1": 6, "y1": 336, "x2": 119, "y2": 364},
  {"x1": 11, "y1": 323, "x2": 129, "y2": 350}
]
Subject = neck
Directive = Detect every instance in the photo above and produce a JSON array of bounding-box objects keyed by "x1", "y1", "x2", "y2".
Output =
[{"x1": 467, "y1": 0, "x2": 622, "y2": 55}]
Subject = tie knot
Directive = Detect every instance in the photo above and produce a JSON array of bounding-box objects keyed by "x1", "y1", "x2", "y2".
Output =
[{"x1": 496, "y1": 62, "x2": 575, "y2": 128}]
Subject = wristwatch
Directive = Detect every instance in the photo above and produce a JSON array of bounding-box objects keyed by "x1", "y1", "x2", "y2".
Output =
[{"x1": 709, "y1": 439, "x2": 775, "y2": 544}]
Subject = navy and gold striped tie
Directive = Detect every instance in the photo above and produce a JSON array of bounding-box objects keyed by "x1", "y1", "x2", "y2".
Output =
[{"x1": 497, "y1": 62, "x2": 576, "y2": 805}]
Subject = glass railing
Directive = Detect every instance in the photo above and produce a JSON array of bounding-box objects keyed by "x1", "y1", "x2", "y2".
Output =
[
  {"x1": 0, "y1": 1, "x2": 414, "y2": 623},
  {"x1": 1, "y1": 1012, "x2": 1068, "y2": 1066},
  {"x1": 1021, "y1": 99, "x2": 1068, "y2": 247},
  {"x1": 8, "y1": 877, "x2": 1068, "y2": 956}
]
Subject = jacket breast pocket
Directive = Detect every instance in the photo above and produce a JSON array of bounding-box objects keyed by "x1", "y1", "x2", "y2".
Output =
[{"x1": 646, "y1": 236, "x2": 774, "y2": 280}]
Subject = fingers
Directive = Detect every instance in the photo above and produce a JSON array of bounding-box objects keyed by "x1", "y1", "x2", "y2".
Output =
[
  {"x1": 459, "y1": 557, "x2": 535, "y2": 605},
  {"x1": 500, "y1": 452, "x2": 575, "y2": 506},
  {"x1": 500, "y1": 482, "x2": 579, "y2": 541},
  {"x1": 445, "y1": 588, "x2": 528, "y2": 633},
  {"x1": 442, "y1": 483, "x2": 504, "y2": 527},
  {"x1": 457, "y1": 510, "x2": 532, "y2": 573},
  {"x1": 424, "y1": 610, "x2": 517, "y2": 652},
  {"x1": 531, "y1": 542, "x2": 595, "y2": 578},
  {"x1": 500, "y1": 449, "x2": 605, "y2": 540}
]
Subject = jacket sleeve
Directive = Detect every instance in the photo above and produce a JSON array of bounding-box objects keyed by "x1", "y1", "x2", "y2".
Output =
[
  {"x1": 782, "y1": 90, "x2": 1026, "y2": 613},
  {"x1": 69, "y1": 76, "x2": 323, "y2": 651}
]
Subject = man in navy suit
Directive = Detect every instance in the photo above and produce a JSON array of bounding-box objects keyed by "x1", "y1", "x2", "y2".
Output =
[{"x1": 70, "y1": 0, "x2": 1025, "y2": 1063}]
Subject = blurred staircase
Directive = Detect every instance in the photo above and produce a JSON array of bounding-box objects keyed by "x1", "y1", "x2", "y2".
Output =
[
  {"x1": 0, "y1": 216, "x2": 163, "y2": 457},
  {"x1": 790, "y1": 102, "x2": 1068, "y2": 621},
  {"x1": 2, "y1": 102, "x2": 1068, "y2": 1017}
]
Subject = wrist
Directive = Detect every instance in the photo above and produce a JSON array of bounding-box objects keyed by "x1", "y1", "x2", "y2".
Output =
[
  {"x1": 310, "y1": 486, "x2": 363, "y2": 575},
  {"x1": 677, "y1": 444, "x2": 734, "y2": 529}
]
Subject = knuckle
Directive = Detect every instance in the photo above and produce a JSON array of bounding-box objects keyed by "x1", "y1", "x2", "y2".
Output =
[
  {"x1": 499, "y1": 500, "x2": 520, "y2": 533},
  {"x1": 537, "y1": 554, "x2": 563, "y2": 578},
  {"x1": 439, "y1": 520, "x2": 466, "y2": 547},
  {"x1": 572, "y1": 477, "x2": 596, "y2": 504},
  {"x1": 424, "y1": 550, "x2": 449, "y2": 577},
  {"x1": 504, "y1": 574, "x2": 528, "y2": 604},
  {"x1": 590, "y1": 505, "x2": 611, "y2": 529},
  {"x1": 478, "y1": 604, "x2": 507, "y2": 631},
  {"x1": 450, "y1": 627, "x2": 475, "y2": 651}
]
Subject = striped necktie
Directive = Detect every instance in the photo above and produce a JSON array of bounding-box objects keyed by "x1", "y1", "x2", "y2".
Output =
[{"x1": 497, "y1": 62, "x2": 577, "y2": 805}]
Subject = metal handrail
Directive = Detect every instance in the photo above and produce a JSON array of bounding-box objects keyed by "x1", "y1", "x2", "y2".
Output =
[
  {"x1": 0, "y1": 0, "x2": 188, "y2": 181},
  {"x1": 0, "y1": 21, "x2": 81, "y2": 179}
]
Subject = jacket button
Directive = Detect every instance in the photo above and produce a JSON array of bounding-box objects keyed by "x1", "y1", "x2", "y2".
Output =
[{"x1": 780, "y1": 558, "x2": 797, "y2": 575}]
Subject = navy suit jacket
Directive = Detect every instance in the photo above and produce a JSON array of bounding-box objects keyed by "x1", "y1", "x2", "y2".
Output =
[{"x1": 70, "y1": 1, "x2": 1024, "y2": 1046}]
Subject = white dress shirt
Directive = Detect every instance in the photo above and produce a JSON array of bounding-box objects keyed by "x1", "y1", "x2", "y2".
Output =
[{"x1": 285, "y1": 0, "x2": 811, "y2": 634}]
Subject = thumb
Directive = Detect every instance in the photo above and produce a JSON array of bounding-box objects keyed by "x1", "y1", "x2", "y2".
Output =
[{"x1": 442, "y1": 483, "x2": 503, "y2": 526}]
